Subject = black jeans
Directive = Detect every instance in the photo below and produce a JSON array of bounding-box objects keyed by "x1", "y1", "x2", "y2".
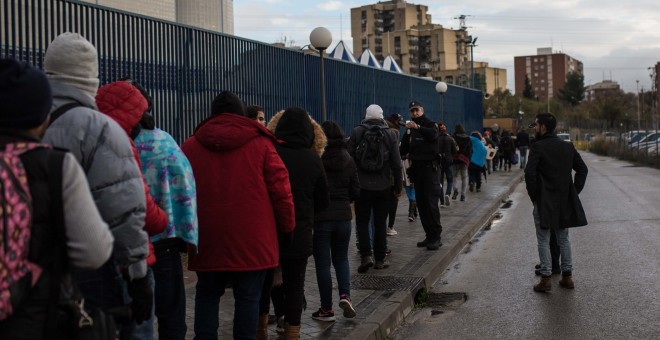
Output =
[
  {"x1": 355, "y1": 188, "x2": 391, "y2": 261},
  {"x1": 153, "y1": 239, "x2": 187, "y2": 340},
  {"x1": 410, "y1": 162, "x2": 442, "y2": 241}
]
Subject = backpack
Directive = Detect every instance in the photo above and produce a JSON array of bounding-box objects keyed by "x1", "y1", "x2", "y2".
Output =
[
  {"x1": 354, "y1": 124, "x2": 389, "y2": 172},
  {"x1": 0, "y1": 142, "x2": 48, "y2": 320}
]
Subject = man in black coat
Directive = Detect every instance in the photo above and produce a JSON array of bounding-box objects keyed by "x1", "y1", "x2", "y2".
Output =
[
  {"x1": 525, "y1": 113, "x2": 588, "y2": 292},
  {"x1": 400, "y1": 100, "x2": 443, "y2": 250}
]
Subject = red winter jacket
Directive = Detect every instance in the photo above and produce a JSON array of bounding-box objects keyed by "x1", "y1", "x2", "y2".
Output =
[
  {"x1": 96, "y1": 81, "x2": 168, "y2": 266},
  {"x1": 182, "y1": 113, "x2": 295, "y2": 271}
]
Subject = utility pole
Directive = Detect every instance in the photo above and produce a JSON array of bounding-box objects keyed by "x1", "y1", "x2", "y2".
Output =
[{"x1": 637, "y1": 80, "x2": 641, "y2": 132}]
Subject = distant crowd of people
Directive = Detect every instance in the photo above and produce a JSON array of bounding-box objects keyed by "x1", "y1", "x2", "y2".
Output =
[{"x1": 0, "y1": 31, "x2": 588, "y2": 340}]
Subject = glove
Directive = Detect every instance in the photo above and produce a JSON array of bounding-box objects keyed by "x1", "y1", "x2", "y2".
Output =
[{"x1": 127, "y1": 276, "x2": 153, "y2": 324}]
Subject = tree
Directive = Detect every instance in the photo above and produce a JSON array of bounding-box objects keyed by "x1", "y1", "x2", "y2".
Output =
[
  {"x1": 558, "y1": 72, "x2": 585, "y2": 106},
  {"x1": 523, "y1": 74, "x2": 535, "y2": 99}
]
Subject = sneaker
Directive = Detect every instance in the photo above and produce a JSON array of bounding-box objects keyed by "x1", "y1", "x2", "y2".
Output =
[
  {"x1": 339, "y1": 295, "x2": 357, "y2": 318},
  {"x1": 460, "y1": 195, "x2": 466, "y2": 201},
  {"x1": 276, "y1": 316, "x2": 285, "y2": 334},
  {"x1": 386, "y1": 227, "x2": 398, "y2": 236},
  {"x1": 408, "y1": 215, "x2": 415, "y2": 222},
  {"x1": 452, "y1": 190, "x2": 458, "y2": 200},
  {"x1": 312, "y1": 308, "x2": 336, "y2": 322},
  {"x1": 385, "y1": 248, "x2": 392, "y2": 256},
  {"x1": 444, "y1": 195, "x2": 451, "y2": 207},
  {"x1": 374, "y1": 260, "x2": 390, "y2": 269}
]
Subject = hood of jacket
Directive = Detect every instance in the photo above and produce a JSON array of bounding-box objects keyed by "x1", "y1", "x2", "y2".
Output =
[
  {"x1": 267, "y1": 109, "x2": 327, "y2": 156},
  {"x1": 322, "y1": 138, "x2": 351, "y2": 172},
  {"x1": 49, "y1": 78, "x2": 98, "y2": 110},
  {"x1": 96, "y1": 81, "x2": 147, "y2": 134},
  {"x1": 194, "y1": 113, "x2": 278, "y2": 152}
]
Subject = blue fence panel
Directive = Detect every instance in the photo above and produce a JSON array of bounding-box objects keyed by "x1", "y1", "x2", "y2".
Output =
[{"x1": 1, "y1": 0, "x2": 483, "y2": 143}]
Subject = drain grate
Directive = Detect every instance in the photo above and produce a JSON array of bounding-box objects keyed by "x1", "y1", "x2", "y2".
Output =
[
  {"x1": 425, "y1": 292, "x2": 468, "y2": 308},
  {"x1": 351, "y1": 275, "x2": 424, "y2": 291}
]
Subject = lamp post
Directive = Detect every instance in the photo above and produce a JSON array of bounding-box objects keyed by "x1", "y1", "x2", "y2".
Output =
[
  {"x1": 435, "y1": 81, "x2": 448, "y2": 123},
  {"x1": 465, "y1": 36, "x2": 478, "y2": 89},
  {"x1": 310, "y1": 27, "x2": 333, "y2": 122}
]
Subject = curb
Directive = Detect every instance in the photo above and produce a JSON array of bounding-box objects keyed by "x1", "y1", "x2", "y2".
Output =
[{"x1": 350, "y1": 173, "x2": 523, "y2": 339}]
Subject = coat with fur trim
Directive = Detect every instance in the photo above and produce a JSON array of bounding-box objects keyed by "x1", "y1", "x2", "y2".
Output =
[
  {"x1": 267, "y1": 110, "x2": 329, "y2": 259},
  {"x1": 96, "y1": 81, "x2": 168, "y2": 266},
  {"x1": 182, "y1": 113, "x2": 295, "y2": 271}
]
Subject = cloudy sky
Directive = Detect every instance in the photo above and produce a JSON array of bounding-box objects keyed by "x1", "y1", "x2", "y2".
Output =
[{"x1": 235, "y1": 0, "x2": 660, "y2": 94}]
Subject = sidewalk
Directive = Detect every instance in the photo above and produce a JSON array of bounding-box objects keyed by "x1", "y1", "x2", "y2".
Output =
[{"x1": 181, "y1": 168, "x2": 524, "y2": 339}]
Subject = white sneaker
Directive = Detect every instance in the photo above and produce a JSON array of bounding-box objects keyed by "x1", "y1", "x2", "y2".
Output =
[
  {"x1": 386, "y1": 227, "x2": 398, "y2": 236},
  {"x1": 444, "y1": 195, "x2": 451, "y2": 207}
]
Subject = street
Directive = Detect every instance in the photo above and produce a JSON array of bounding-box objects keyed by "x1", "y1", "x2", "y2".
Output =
[{"x1": 392, "y1": 151, "x2": 660, "y2": 339}]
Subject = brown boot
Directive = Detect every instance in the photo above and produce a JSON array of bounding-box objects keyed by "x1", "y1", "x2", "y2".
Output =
[
  {"x1": 559, "y1": 273, "x2": 575, "y2": 289},
  {"x1": 284, "y1": 323, "x2": 301, "y2": 340},
  {"x1": 533, "y1": 275, "x2": 552, "y2": 292},
  {"x1": 256, "y1": 313, "x2": 269, "y2": 340}
]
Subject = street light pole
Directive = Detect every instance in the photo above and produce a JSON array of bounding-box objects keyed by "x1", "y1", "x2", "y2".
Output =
[
  {"x1": 435, "y1": 81, "x2": 448, "y2": 123},
  {"x1": 466, "y1": 36, "x2": 477, "y2": 89},
  {"x1": 637, "y1": 80, "x2": 641, "y2": 132},
  {"x1": 310, "y1": 27, "x2": 333, "y2": 122}
]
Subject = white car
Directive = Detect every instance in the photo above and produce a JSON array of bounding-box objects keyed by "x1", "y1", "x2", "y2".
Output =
[{"x1": 557, "y1": 133, "x2": 571, "y2": 142}]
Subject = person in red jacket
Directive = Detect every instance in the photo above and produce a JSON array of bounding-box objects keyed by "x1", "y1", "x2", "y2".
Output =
[
  {"x1": 95, "y1": 80, "x2": 168, "y2": 334},
  {"x1": 181, "y1": 91, "x2": 295, "y2": 339}
]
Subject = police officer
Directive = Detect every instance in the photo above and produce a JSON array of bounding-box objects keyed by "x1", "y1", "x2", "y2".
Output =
[{"x1": 399, "y1": 100, "x2": 443, "y2": 250}]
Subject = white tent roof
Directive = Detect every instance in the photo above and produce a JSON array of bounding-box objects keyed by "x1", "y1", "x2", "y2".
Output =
[
  {"x1": 382, "y1": 55, "x2": 403, "y2": 73},
  {"x1": 328, "y1": 40, "x2": 357, "y2": 63},
  {"x1": 358, "y1": 49, "x2": 382, "y2": 68}
]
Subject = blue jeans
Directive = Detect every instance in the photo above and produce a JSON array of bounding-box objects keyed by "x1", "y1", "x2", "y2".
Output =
[
  {"x1": 313, "y1": 220, "x2": 352, "y2": 310},
  {"x1": 152, "y1": 241, "x2": 187, "y2": 340},
  {"x1": 533, "y1": 204, "x2": 572, "y2": 276},
  {"x1": 193, "y1": 270, "x2": 267, "y2": 340},
  {"x1": 404, "y1": 186, "x2": 416, "y2": 201},
  {"x1": 131, "y1": 268, "x2": 155, "y2": 340},
  {"x1": 519, "y1": 146, "x2": 528, "y2": 169}
]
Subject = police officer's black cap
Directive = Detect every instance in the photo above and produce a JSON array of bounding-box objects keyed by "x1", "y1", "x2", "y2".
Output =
[{"x1": 409, "y1": 101, "x2": 423, "y2": 109}]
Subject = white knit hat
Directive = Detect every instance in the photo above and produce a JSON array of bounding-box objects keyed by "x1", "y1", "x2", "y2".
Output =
[
  {"x1": 365, "y1": 104, "x2": 383, "y2": 120},
  {"x1": 44, "y1": 32, "x2": 100, "y2": 98}
]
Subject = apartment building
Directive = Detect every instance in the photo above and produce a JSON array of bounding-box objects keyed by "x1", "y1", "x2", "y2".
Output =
[
  {"x1": 350, "y1": 0, "x2": 505, "y2": 94},
  {"x1": 585, "y1": 80, "x2": 620, "y2": 102},
  {"x1": 78, "y1": 0, "x2": 234, "y2": 34},
  {"x1": 514, "y1": 47, "x2": 583, "y2": 100}
]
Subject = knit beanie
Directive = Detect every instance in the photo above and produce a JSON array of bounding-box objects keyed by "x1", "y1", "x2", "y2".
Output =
[
  {"x1": 211, "y1": 91, "x2": 246, "y2": 116},
  {"x1": 0, "y1": 59, "x2": 52, "y2": 129},
  {"x1": 365, "y1": 104, "x2": 383, "y2": 120},
  {"x1": 44, "y1": 32, "x2": 100, "y2": 98}
]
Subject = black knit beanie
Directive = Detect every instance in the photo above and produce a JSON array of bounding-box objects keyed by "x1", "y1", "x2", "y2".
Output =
[
  {"x1": 0, "y1": 59, "x2": 52, "y2": 129},
  {"x1": 211, "y1": 91, "x2": 246, "y2": 116}
]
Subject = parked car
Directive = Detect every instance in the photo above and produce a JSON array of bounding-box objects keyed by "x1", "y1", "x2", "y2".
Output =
[
  {"x1": 557, "y1": 133, "x2": 571, "y2": 142},
  {"x1": 629, "y1": 131, "x2": 660, "y2": 149}
]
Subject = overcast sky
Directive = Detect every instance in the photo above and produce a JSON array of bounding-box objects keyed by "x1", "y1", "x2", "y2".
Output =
[{"x1": 235, "y1": 0, "x2": 660, "y2": 94}]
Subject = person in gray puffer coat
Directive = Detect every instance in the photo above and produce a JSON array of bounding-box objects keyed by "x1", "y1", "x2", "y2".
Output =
[{"x1": 41, "y1": 33, "x2": 151, "y2": 330}]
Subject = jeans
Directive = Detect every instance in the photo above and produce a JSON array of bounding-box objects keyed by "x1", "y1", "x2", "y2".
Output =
[
  {"x1": 313, "y1": 220, "x2": 352, "y2": 310},
  {"x1": 404, "y1": 186, "x2": 416, "y2": 201},
  {"x1": 193, "y1": 270, "x2": 267, "y2": 340},
  {"x1": 131, "y1": 268, "x2": 155, "y2": 340},
  {"x1": 355, "y1": 188, "x2": 391, "y2": 261},
  {"x1": 533, "y1": 204, "x2": 572, "y2": 276},
  {"x1": 452, "y1": 163, "x2": 468, "y2": 196},
  {"x1": 410, "y1": 163, "x2": 442, "y2": 241},
  {"x1": 441, "y1": 158, "x2": 454, "y2": 196},
  {"x1": 519, "y1": 146, "x2": 528, "y2": 169},
  {"x1": 387, "y1": 193, "x2": 399, "y2": 228},
  {"x1": 152, "y1": 240, "x2": 187, "y2": 340}
]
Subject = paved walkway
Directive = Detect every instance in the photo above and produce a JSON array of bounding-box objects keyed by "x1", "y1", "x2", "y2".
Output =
[{"x1": 180, "y1": 168, "x2": 523, "y2": 339}]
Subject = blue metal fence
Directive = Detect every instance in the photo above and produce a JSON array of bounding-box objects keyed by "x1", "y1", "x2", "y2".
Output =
[{"x1": 1, "y1": 0, "x2": 483, "y2": 143}]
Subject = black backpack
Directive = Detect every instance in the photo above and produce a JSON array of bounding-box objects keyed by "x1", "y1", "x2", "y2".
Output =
[{"x1": 354, "y1": 124, "x2": 389, "y2": 172}]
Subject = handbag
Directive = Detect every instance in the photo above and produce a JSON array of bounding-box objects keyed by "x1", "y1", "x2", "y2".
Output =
[{"x1": 59, "y1": 298, "x2": 118, "y2": 340}]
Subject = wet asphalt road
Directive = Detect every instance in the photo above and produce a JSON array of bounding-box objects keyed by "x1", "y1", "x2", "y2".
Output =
[{"x1": 392, "y1": 152, "x2": 660, "y2": 339}]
